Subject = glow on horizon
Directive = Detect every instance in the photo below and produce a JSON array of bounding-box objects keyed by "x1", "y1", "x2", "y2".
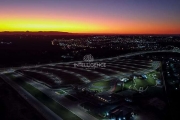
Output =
[
  {"x1": 0, "y1": 20, "x2": 105, "y2": 33},
  {"x1": 1, "y1": 18, "x2": 179, "y2": 34}
]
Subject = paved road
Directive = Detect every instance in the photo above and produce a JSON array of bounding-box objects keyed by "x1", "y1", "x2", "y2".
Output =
[{"x1": 0, "y1": 74, "x2": 63, "y2": 120}]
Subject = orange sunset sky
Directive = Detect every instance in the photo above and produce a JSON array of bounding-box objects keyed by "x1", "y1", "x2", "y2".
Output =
[{"x1": 0, "y1": 0, "x2": 180, "y2": 34}]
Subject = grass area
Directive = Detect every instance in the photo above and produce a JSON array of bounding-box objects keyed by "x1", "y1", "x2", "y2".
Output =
[
  {"x1": 113, "y1": 85, "x2": 123, "y2": 93},
  {"x1": 93, "y1": 80, "x2": 110, "y2": 86},
  {"x1": 7, "y1": 74, "x2": 82, "y2": 120},
  {"x1": 134, "y1": 78, "x2": 148, "y2": 89},
  {"x1": 89, "y1": 88, "x2": 102, "y2": 92},
  {"x1": 123, "y1": 80, "x2": 133, "y2": 89},
  {"x1": 133, "y1": 74, "x2": 156, "y2": 90},
  {"x1": 147, "y1": 76, "x2": 156, "y2": 85},
  {"x1": 89, "y1": 80, "x2": 111, "y2": 92},
  {"x1": 123, "y1": 70, "x2": 161, "y2": 91}
]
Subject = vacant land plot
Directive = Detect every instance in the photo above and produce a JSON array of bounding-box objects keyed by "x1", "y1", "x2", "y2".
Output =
[
  {"x1": 31, "y1": 68, "x2": 84, "y2": 85},
  {"x1": 17, "y1": 70, "x2": 59, "y2": 88},
  {"x1": 51, "y1": 65, "x2": 102, "y2": 80},
  {"x1": 88, "y1": 80, "x2": 112, "y2": 92}
]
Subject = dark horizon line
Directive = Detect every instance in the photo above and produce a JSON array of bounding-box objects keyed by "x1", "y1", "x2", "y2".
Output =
[{"x1": 0, "y1": 31, "x2": 179, "y2": 36}]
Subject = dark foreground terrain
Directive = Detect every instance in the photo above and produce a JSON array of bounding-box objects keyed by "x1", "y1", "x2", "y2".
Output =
[{"x1": 0, "y1": 78, "x2": 45, "y2": 120}]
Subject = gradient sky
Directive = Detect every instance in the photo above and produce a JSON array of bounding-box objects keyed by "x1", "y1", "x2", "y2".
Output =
[{"x1": 0, "y1": 0, "x2": 180, "y2": 34}]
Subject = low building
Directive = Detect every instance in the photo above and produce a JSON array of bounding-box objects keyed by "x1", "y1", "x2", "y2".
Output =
[{"x1": 108, "y1": 106, "x2": 134, "y2": 120}]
